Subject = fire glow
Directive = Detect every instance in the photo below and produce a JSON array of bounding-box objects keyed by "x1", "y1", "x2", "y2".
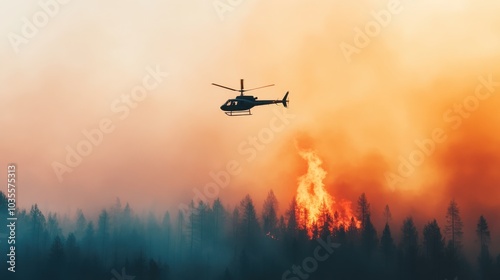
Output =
[{"x1": 295, "y1": 150, "x2": 361, "y2": 236}]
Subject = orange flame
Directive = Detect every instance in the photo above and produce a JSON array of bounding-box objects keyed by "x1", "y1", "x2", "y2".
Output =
[{"x1": 295, "y1": 150, "x2": 360, "y2": 237}]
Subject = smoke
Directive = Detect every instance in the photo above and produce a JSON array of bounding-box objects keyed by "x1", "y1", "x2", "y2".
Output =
[
  {"x1": 1, "y1": 0, "x2": 500, "y2": 255},
  {"x1": 230, "y1": 0, "x2": 500, "y2": 252}
]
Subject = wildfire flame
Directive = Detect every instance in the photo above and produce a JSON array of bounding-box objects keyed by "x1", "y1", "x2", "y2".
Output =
[{"x1": 295, "y1": 150, "x2": 361, "y2": 236}]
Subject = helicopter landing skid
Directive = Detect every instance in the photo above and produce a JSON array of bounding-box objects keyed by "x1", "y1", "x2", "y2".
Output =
[{"x1": 225, "y1": 110, "x2": 252, "y2": 116}]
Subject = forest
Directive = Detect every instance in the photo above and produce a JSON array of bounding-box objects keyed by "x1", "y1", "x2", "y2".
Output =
[{"x1": 0, "y1": 190, "x2": 499, "y2": 280}]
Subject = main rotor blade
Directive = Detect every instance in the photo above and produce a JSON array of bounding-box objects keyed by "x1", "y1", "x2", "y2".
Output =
[
  {"x1": 212, "y1": 83, "x2": 238, "y2": 91},
  {"x1": 244, "y1": 84, "x2": 275, "y2": 92}
]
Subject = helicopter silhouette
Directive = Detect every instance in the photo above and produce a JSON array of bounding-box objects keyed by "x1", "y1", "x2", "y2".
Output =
[{"x1": 212, "y1": 79, "x2": 289, "y2": 116}]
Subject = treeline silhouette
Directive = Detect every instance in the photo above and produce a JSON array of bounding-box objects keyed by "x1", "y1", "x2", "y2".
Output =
[{"x1": 0, "y1": 190, "x2": 499, "y2": 280}]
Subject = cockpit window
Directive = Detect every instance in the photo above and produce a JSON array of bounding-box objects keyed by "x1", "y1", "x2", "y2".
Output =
[{"x1": 224, "y1": 100, "x2": 238, "y2": 106}]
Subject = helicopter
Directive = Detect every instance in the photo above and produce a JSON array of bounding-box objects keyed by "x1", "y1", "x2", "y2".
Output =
[{"x1": 212, "y1": 79, "x2": 289, "y2": 116}]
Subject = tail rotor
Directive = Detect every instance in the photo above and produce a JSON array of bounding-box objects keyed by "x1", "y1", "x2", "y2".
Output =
[{"x1": 282, "y1": 92, "x2": 289, "y2": 108}]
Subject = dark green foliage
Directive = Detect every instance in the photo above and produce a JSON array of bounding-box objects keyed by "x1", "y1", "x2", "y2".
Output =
[{"x1": 0, "y1": 190, "x2": 494, "y2": 280}]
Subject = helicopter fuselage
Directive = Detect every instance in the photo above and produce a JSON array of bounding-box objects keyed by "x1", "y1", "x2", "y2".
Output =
[
  {"x1": 212, "y1": 79, "x2": 288, "y2": 116},
  {"x1": 220, "y1": 95, "x2": 287, "y2": 112},
  {"x1": 221, "y1": 96, "x2": 257, "y2": 111}
]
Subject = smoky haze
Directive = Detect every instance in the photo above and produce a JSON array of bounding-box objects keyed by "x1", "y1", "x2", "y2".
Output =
[{"x1": 1, "y1": 0, "x2": 500, "y2": 257}]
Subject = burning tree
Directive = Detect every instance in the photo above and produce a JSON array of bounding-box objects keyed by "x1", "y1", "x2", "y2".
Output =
[{"x1": 295, "y1": 149, "x2": 360, "y2": 237}]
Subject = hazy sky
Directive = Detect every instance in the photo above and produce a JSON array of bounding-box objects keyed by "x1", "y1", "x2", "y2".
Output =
[{"x1": 1, "y1": 0, "x2": 500, "y2": 252}]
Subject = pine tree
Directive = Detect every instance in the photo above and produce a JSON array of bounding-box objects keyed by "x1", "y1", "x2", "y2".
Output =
[
  {"x1": 197, "y1": 200, "x2": 210, "y2": 252},
  {"x1": 0, "y1": 191, "x2": 8, "y2": 219},
  {"x1": 161, "y1": 211, "x2": 172, "y2": 260},
  {"x1": 361, "y1": 214, "x2": 378, "y2": 255},
  {"x1": 146, "y1": 212, "x2": 160, "y2": 257},
  {"x1": 317, "y1": 199, "x2": 332, "y2": 239},
  {"x1": 333, "y1": 210, "x2": 340, "y2": 231},
  {"x1": 188, "y1": 200, "x2": 197, "y2": 253},
  {"x1": 357, "y1": 193, "x2": 371, "y2": 229},
  {"x1": 65, "y1": 232, "x2": 79, "y2": 257},
  {"x1": 48, "y1": 235, "x2": 66, "y2": 279},
  {"x1": 476, "y1": 215, "x2": 490, "y2": 250},
  {"x1": 239, "y1": 194, "x2": 261, "y2": 247},
  {"x1": 212, "y1": 198, "x2": 226, "y2": 244},
  {"x1": 476, "y1": 215, "x2": 492, "y2": 279},
  {"x1": 30, "y1": 204, "x2": 46, "y2": 254},
  {"x1": 231, "y1": 207, "x2": 240, "y2": 250},
  {"x1": 65, "y1": 232, "x2": 80, "y2": 269},
  {"x1": 277, "y1": 215, "x2": 286, "y2": 240},
  {"x1": 423, "y1": 219, "x2": 444, "y2": 278},
  {"x1": 400, "y1": 217, "x2": 418, "y2": 254},
  {"x1": 97, "y1": 209, "x2": 110, "y2": 257},
  {"x1": 286, "y1": 197, "x2": 299, "y2": 237},
  {"x1": 347, "y1": 216, "x2": 359, "y2": 245},
  {"x1": 49, "y1": 235, "x2": 65, "y2": 263},
  {"x1": 311, "y1": 221, "x2": 320, "y2": 240},
  {"x1": 75, "y1": 209, "x2": 87, "y2": 240},
  {"x1": 383, "y1": 204, "x2": 392, "y2": 224},
  {"x1": 381, "y1": 223, "x2": 394, "y2": 262},
  {"x1": 123, "y1": 203, "x2": 133, "y2": 225},
  {"x1": 47, "y1": 213, "x2": 62, "y2": 240},
  {"x1": 176, "y1": 210, "x2": 186, "y2": 261},
  {"x1": 445, "y1": 199, "x2": 463, "y2": 253},
  {"x1": 319, "y1": 211, "x2": 333, "y2": 240},
  {"x1": 262, "y1": 190, "x2": 279, "y2": 236},
  {"x1": 423, "y1": 219, "x2": 444, "y2": 260},
  {"x1": 400, "y1": 217, "x2": 419, "y2": 279},
  {"x1": 0, "y1": 191, "x2": 6, "y2": 204},
  {"x1": 83, "y1": 221, "x2": 95, "y2": 255},
  {"x1": 336, "y1": 223, "x2": 347, "y2": 245}
]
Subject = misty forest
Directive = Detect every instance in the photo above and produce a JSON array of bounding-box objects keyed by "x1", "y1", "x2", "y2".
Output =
[{"x1": 0, "y1": 190, "x2": 499, "y2": 280}]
